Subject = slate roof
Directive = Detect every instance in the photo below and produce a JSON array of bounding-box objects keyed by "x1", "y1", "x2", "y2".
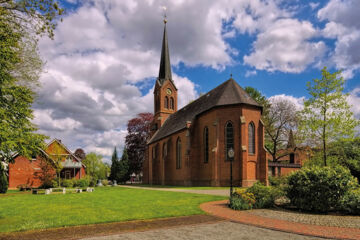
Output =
[
  {"x1": 158, "y1": 22, "x2": 172, "y2": 86},
  {"x1": 148, "y1": 78, "x2": 262, "y2": 144}
]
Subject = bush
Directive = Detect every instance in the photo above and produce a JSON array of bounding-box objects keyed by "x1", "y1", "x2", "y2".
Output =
[
  {"x1": 230, "y1": 189, "x2": 256, "y2": 210},
  {"x1": 286, "y1": 166, "x2": 358, "y2": 212},
  {"x1": 101, "y1": 179, "x2": 109, "y2": 186},
  {"x1": 61, "y1": 179, "x2": 74, "y2": 188},
  {"x1": 268, "y1": 176, "x2": 287, "y2": 187},
  {"x1": 76, "y1": 177, "x2": 90, "y2": 188},
  {"x1": 0, "y1": 172, "x2": 8, "y2": 193},
  {"x1": 340, "y1": 189, "x2": 360, "y2": 215},
  {"x1": 246, "y1": 182, "x2": 276, "y2": 209},
  {"x1": 51, "y1": 179, "x2": 59, "y2": 188}
]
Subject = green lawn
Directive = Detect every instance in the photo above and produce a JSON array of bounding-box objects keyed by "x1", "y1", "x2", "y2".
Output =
[
  {"x1": 0, "y1": 187, "x2": 226, "y2": 233},
  {"x1": 128, "y1": 184, "x2": 229, "y2": 190}
]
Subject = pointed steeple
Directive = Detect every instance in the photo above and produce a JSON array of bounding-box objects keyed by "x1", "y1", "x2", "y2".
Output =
[
  {"x1": 158, "y1": 20, "x2": 172, "y2": 84},
  {"x1": 287, "y1": 129, "x2": 296, "y2": 149}
]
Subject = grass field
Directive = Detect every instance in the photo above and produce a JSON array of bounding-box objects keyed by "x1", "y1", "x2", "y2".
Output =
[
  {"x1": 0, "y1": 187, "x2": 226, "y2": 233},
  {"x1": 128, "y1": 184, "x2": 229, "y2": 190}
]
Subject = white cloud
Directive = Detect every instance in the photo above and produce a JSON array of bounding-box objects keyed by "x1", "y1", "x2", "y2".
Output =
[
  {"x1": 318, "y1": 0, "x2": 360, "y2": 79},
  {"x1": 309, "y1": 2, "x2": 320, "y2": 10},
  {"x1": 268, "y1": 94, "x2": 305, "y2": 111},
  {"x1": 245, "y1": 70, "x2": 257, "y2": 77},
  {"x1": 348, "y1": 87, "x2": 360, "y2": 118},
  {"x1": 244, "y1": 19, "x2": 326, "y2": 73}
]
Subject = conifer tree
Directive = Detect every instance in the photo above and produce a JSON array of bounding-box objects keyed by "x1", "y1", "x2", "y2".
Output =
[{"x1": 109, "y1": 147, "x2": 118, "y2": 181}]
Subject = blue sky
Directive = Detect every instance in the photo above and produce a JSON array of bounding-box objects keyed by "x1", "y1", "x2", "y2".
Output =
[{"x1": 33, "y1": 0, "x2": 360, "y2": 159}]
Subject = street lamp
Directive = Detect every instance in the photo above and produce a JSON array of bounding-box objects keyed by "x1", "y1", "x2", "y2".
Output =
[{"x1": 228, "y1": 148, "x2": 234, "y2": 198}]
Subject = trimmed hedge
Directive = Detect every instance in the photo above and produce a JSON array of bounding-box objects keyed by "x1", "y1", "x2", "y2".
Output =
[
  {"x1": 286, "y1": 166, "x2": 358, "y2": 212},
  {"x1": 340, "y1": 189, "x2": 360, "y2": 215}
]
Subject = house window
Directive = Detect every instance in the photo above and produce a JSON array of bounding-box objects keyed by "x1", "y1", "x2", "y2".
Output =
[
  {"x1": 170, "y1": 97, "x2": 174, "y2": 110},
  {"x1": 176, "y1": 137, "x2": 181, "y2": 169},
  {"x1": 225, "y1": 122, "x2": 234, "y2": 161},
  {"x1": 204, "y1": 127, "x2": 209, "y2": 163},
  {"x1": 290, "y1": 153, "x2": 295, "y2": 164},
  {"x1": 248, "y1": 122, "x2": 255, "y2": 154},
  {"x1": 164, "y1": 96, "x2": 169, "y2": 109}
]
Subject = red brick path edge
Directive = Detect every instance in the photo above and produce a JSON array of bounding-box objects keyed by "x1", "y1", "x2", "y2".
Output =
[{"x1": 200, "y1": 200, "x2": 360, "y2": 240}]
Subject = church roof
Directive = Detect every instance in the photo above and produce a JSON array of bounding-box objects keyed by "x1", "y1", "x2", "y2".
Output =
[
  {"x1": 148, "y1": 78, "x2": 262, "y2": 144},
  {"x1": 158, "y1": 22, "x2": 172, "y2": 85}
]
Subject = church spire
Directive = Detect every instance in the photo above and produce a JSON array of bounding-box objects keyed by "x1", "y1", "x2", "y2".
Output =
[{"x1": 158, "y1": 16, "x2": 172, "y2": 84}]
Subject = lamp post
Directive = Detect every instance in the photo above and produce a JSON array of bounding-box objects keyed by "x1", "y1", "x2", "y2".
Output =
[{"x1": 228, "y1": 148, "x2": 234, "y2": 198}]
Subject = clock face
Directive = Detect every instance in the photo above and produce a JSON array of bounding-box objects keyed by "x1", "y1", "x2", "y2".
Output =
[{"x1": 166, "y1": 88, "x2": 172, "y2": 95}]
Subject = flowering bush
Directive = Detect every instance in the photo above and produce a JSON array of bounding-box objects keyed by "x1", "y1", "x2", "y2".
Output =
[{"x1": 230, "y1": 189, "x2": 256, "y2": 210}]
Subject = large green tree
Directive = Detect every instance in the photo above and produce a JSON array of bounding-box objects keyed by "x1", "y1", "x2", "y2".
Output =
[
  {"x1": 109, "y1": 147, "x2": 119, "y2": 181},
  {"x1": 83, "y1": 153, "x2": 109, "y2": 183},
  {"x1": 0, "y1": 1, "x2": 63, "y2": 192},
  {"x1": 299, "y1": 67, "x2": 359, "y2": 166}
]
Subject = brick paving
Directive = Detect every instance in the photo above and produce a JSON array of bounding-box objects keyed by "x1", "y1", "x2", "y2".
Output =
[{"x1": 200, "y1": 200, "x2": 360, "y2": 240}]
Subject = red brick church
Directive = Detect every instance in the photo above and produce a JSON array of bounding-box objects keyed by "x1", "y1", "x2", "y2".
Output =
[{"x1": 142, "y1": 20, "x2": 268, "y2": 187}]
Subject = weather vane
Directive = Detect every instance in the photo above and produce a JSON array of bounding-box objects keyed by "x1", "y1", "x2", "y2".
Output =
[{"x1": 163, "y1": 6, "x2": 167, "y2": 24}]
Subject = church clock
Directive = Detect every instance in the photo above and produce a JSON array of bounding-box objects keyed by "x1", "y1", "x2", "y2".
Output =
[{"x1": 166, "y1": 88, "x2": 172, "y2": 95}]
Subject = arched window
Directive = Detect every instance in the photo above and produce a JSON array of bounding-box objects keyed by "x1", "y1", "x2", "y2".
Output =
[
  {"x1": 225, "y1": 122, "x2": 234, "y2": 161},
  {"x1": 248, "y1": 122, "x2": 255, "y2": 154},
  {"x1": 163, "y1": 142, "x2": 167, "y2": 159},
  {"x1": 164, "y1": 96, "x2": 169, "y2": 109},
  {"x1": 176, "y1": 137, "x2": 181, "y2": 169},
  {"x1": 170, "y1": 97, "x2": 174, "y2": 110},
  {"x1": 204, "y1": 127, "x2": 209, "y2": 163}
]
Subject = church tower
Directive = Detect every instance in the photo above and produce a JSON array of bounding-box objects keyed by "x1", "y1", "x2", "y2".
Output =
[{"x1": 152, "y1": 17, "x2": 177, "y2": 131}]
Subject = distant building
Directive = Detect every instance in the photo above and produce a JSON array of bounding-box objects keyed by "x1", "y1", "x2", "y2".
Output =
[
  {"x1": 142, "y1": 20, "x2": 268, "y2": 187},
  {"x1": 267, "y1": 130, "x2": 311, "y2": 177},
  {"x1": 8, "y1": 139, "x2": 86, "y2": 189}
]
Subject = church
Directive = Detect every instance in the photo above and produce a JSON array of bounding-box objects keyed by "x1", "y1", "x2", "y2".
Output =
[{"x1": 142, "y1": 19, "x2": 268, "y2": 187}]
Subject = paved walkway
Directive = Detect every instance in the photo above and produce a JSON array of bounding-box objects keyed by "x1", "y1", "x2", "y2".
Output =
[
  {"x1": 201, "y1": 200, "x2": 360, "y2": 240},
  {"x1": 82, "y1": 221, "x2": 323, "y2": 240},
  {"x1": 119, "y1": 185, "x2": 229, "y2": 196}
]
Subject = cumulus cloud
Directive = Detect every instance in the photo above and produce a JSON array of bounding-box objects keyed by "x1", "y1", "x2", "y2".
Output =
[
  {"x1": 318, "y1": 0, "x2": 360, "y2": 79},
  {"x1": 244, "y1": 19, "x2": 326, "y2": 73},
  {"x1": 348, "y1": 88, "x2": 360, "y2": 118},
  {"x1": 268, "y1": 94, "x2": 305, "y2": 111}
]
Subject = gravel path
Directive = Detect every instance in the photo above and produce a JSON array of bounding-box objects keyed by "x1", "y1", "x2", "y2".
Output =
[
  {"x1": 119, "y1": 185, "x2": 229, "y2": 196},
  {"x1": 81, "y1": 221, "x2": 324, "y2": 240},
  {"x1": 249, "y1": 208, "x2": 360, "y2": 229}
]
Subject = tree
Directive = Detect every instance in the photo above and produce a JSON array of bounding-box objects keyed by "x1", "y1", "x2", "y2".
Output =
[
  {"x1": 83, "y1": 153, "x2": 108, "y2": 183},
  {"x1": 74, "y1": 148, "x2": 86, "y2": 161},
  {"x1": 0, "y1": 1, "x2": 63, "y2": 191},
  {"x1": 245, "y1": 87, "x2": 298, "y2": 161},
  {"x1": 244, "y1": 86, "x2": 270, "y2": 113},
  {"x1": 265, "y1": 98, "x2": 298, "y2": 161},
  {"x1": 299, "y1": 67, "x2": 359, "y2": 166},
  {"x1": 117, "y1": 149, "x2": 130, "y2": 183},
  {"x1": 109, "y1": 147, "x2": 119, "y2": 181},
  {"x1": 125, "y1": 113, "x2": 153, "y2": 174},
  {"x1": 0, "y1": 162, "x2": 8, "y2": 193}
]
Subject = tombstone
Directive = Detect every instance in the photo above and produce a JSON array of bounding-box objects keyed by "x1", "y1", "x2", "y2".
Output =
[
  {"x1": 86, "y1": 187, "x2": 94, "y2": 192},
  {"x1": 62, "y1": 188, "x2": 66, "y2": 194},
  {"x1": 112, "y1": 180, "x2": 117, "y2": 186},
  {"x1": 76, "y1": 189, "x2": 82, "y2": 193},
  {"x1": 45, "y1": 189, "x2": 51, "y2": 195},
  {"x1": 96, "y1": 179, "x2": 103, "y2": 187}
]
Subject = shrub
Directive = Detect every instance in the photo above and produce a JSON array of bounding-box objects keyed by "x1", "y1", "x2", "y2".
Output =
[
  {"x1": 286, "y1": 166, "x2": 358, "y2": 212},
  {"x1": 101, "y1": 179, "x2": 109, "y2": 186},
  {"x1": 268, "y1": 176, "x2": 287, "y2": 187},
  {"x1": 0, "y1": 172, "x2": 8, "y2": 193},
  {"x1": 61, "y1": 179, "x2": 74, "y2": 188},
  {"x1": 230, "y1": 190, "x2": 256, "y2": 210},
  {"x1": 246, "y1": 182, "x2": 275, "y2": 209},
  {"x1": 340, "y1": 189, "x2": 360, "y2": 215},
  {"x1": 51, "y1": 179, "x2": 59, "y2": 188},
  {"x1": 76, "y1": 177, "x2": 90, "y2": 188}
]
